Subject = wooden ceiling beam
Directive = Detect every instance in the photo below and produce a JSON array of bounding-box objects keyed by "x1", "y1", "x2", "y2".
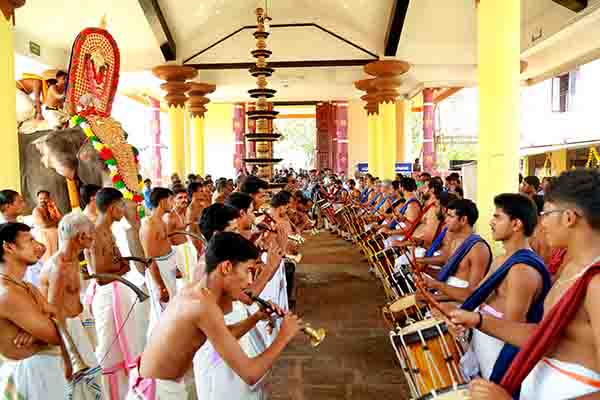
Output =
[
  {"x1": 384, "y1": 0, "x2": 410, "y2": 57},
  {"x1": 187, "y1": 59, "x2": 376, "y2": 70},
  {"x1": 138, "y1": 0, "x2": 176, "y2": 61}
]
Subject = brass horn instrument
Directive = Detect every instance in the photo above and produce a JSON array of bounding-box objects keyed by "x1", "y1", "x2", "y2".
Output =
[
  {"x1": 51, "y1": 318, "x2": 91, "y2": 381},
  {"x1": 80, "y1": 260, "x2": 150, "y2": 303},
  {"x1": 245, "y1": 291, "x2": 326, "y2": 348}
]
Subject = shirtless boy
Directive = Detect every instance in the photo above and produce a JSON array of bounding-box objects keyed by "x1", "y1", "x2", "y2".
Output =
[
  {"x1": 0, "y1": 222, "x2": 67, "y2": 399},
  {"x1": 451, "y1": 169, "x2": 600, "y2": 399},
  {"x1": 140, "y1": 187, "x2": 178, "y2": 334},
  {"x1": 129, "y1": 232, "x2": 302, "y2": 399}
]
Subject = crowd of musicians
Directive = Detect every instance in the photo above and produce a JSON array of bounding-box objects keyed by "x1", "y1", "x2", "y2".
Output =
[
  {"x1": 0, "y1": 173, "x2": 317, "y2": 400},
  {"x1": 318, "y1": 168, "x2": 600, "y2": 399},
  {"x1": 1, "y1": 166, "x2": 599, "y2": 400}
]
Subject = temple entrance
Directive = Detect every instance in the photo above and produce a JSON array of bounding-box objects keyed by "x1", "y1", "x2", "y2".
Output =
[{"x1": 273, "y1": 106, "x2": 317, "y2": 171}]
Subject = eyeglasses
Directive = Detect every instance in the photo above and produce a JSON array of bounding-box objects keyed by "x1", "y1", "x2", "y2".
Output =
[{"x1": 539, "y1": 209, "x2": 567, "y2": 217}]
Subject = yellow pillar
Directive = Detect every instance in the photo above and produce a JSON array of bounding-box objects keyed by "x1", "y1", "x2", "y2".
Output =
[
  {"x1": 365, "y1": 60, "x2": 410, "y2": 180},
  {"x1": 187, "y1": 82, "x2": 216, "y2": 178},
  {"x1": 191, "y1": 115, "x2": 205, "y2": 176},
  {"x1": 396, "y1": 100, "x2": 408, "y2": 163},
  {"x1": 168, "y1": 105, "x2": 186, "y2": 178},
  {"x1": 476, "y1": 0, "x2": 520, "y2": 246},
  {"x1": 184, "y1": 108, "x2": 192, "y2": 175},
  {"x1": 379, "y1": 102, "x2": 397, "y2": 180},
  {"x1": 368, "y1": 113, "x2": 379, "y2": 176},
  {"x1": 0, "y1": 10, "x2": 21, "y2": 191},
  {"x1": 550, "y1": 149, "x2": 567, "y2": 176},
  {"x1": 152, "y1": 65, "x2": 198, "y2": 179}
]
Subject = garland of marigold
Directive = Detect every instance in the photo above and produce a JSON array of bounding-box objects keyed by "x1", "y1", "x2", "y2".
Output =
[{"x1": 70, "y1": 115, "x2": 145, "y2": 217}]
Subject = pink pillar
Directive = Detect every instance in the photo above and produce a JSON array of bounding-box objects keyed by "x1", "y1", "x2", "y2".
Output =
[
  {"x1": 149, "y1": 97, "x2": 163, "y2": 185},
  {"x1": 233, "y1": 103, "x2": 246, "y2": 173},
  {"x1": 335, "y1": 102, "x2": 349, "y2": 175},
  {"x1": 422, "y1": 88, "x2": 436, "y2": 173},
  {"x1": 246, "y1": 103, "x2": 257, "y2": 159}
]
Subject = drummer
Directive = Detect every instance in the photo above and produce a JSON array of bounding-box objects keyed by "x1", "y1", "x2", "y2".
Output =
[
  {"x1": 450, "y1": 169, "x2": 600, "y2": 399},
  {"x1": 426, "y1": 194, "x2": 551, "y2": 383},
  {"x1": 416, "y1": 199, "x2": 492, "y2": 298}
]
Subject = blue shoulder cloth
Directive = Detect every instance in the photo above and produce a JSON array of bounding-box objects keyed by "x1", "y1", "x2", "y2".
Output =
[
  {"x1": 461, "y1": 249, "x2": 551, "y2": 384},
  {"x1": 425, "y1": 226, "x2": 448, "y2": 257},
  {"x1": 437, "y1": 234, "x2": 490, "y2": 282}
]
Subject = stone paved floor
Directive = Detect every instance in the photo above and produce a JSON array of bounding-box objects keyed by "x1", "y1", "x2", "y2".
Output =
[{"x1": 265, "y1": 232, "x2": 409, "y2": 400}]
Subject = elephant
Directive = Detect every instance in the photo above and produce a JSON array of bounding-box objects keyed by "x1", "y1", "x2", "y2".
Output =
[{"x1": 25, "y1": 126, "x2": 146, "y2": 273}]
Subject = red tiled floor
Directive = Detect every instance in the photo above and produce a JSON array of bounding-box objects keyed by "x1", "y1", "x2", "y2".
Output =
[{"x1": 265, "y1": 232, "x2": 409, "y2": 399}]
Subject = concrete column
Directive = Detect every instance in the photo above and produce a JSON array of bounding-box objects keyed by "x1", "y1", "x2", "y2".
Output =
[
  {"x1": 476, "y1": 0, "x2": 521, "y2": 243},
  {"x1": 422, "y1": 88, "x2": 436, "y2": 173},
  {"x1": 148, "y1": 97, "x2": 163, "y2": 185},
  {"x1": 187, "y1": 82, "x2": 216, "y2": 178},
  {"x1": 152, "y1": 65, "x2": 198, "y2": 179},
  {"x1": 355, "y1": 79, "x2": 379, "y2": 176},
  {"x1": 396, "y1": 99, "x2": 408, "y2": 163},
  {"x1": 335, "y1": 102, "x2": 349, "y2": 175},
  {"x1": 550, "y1": 149, "x2": 568, "y2": 176},
  {"x1": 233, "y1": 103, "x2": 246, "y2": 173},
  {"x1": 365, "y1": 60, "x2": 410, "y2": 180},
  {"x1": 0, "y1": 4, "x2": 24, "y2": 191}
]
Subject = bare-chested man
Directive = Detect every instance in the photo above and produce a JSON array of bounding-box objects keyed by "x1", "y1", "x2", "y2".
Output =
[
  {"x1": 32, "y1": 190, "x2": 62, "y2": 263},
  {"x1": 128, "y1": 232, "x2": 302, "y2": 400},
  {"x1": 417, "y1": 198, "x2": 491, "y2": 298},
  {"x1": 42, "y1": 71, "x2": 68, "y2": 129},
  {"x1": 451, "y1": 169, "x2": 600, "y2": 399},
  {"x1": 39, "y1": 212, "x2": 103, "y2": 398},
  {"x1": 240, "y1": 175, "x2": 269, "y2": 211},
  {"x1": 85, "y1": 187, "x2": 139, "y2": 400},
  {"x1": 166, "y1": 187, "x2": 191, "y2": 281},
  {"x1": 16, "y1": 74, "x2": 46, "y2": 123},
  {"x1": 186, "y1": 182, "x2": 210, "y2": 259},
  {"x1": 427, "y1": 194, "x2": 550, "y2": 383},
  {"x1": 0, "y1": 222, "x2": 68, "y2": 399},
  {"x1": 140, "y1": 187, "x2": 178, "y2": 336}
]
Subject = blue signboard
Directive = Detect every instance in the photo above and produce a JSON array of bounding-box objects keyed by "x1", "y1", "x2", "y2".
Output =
[
  {"x1": 395, "y1": 163, "x2": 413, "y2": 173},
  {"x1": 356, "y1": 163, "x2": 413, "y2": 174}
]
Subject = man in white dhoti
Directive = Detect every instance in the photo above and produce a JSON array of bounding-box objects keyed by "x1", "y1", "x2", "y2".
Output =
[
  {"x1": 165, "y1": 187, "x2": 196, "y2": 285},
  {"x1": 39, "y1": 211, "x2": 103, "y2": 399},
  {"x1": 0, "y1": 222, "x2": 67, "y2": 399},
  {"x1": 86, "y1": 188, "x2": 141, "y2": 400},
  {"x1": 139, "y1": 187, "x2": 186, "y2": 398}
]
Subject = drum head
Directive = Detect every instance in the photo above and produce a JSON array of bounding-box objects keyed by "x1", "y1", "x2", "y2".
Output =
[
  {"x1": 418, "y1": 384, "x2": 470, "y2": 399},
  {"x1": 389, "y1": 294, "x2": 417, "y2": 312},
  {"x1": 400, "y1": 318, "x2": 448, "y2": 345}
]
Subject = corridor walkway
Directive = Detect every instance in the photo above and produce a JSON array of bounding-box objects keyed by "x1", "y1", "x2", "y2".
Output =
[{"x1": 265, "y1": 232, "x2": 408, "y2": 399}]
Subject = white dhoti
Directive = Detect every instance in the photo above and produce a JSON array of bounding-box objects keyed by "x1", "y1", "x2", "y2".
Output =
[
  {"x1": 145, "y1": 249, "x2": 177, "y2": 338},
  {"x1": 15, "y1": 88, "x2": 35, "y2": 123},
  {"x1": 42, "y1": 107, "x2": 68, "y2": 130},
  {"x1": 126, "y1": 356, "x2": 187, "y2": 400},
  {"x1": 64, "y1": 316, "x2": 103, "y2": 399},
  {"x1": 470, "y1": 305, "x2": 505, "y2": 380},
  {"x1": 255, "y1": 259, "x2": 288, "y2": 346},
  {"x1": 91, "y1": 281, "x2": 142, "y2": 400},
  {"x1": 174, "y1": 241, "x2": 198, "y2": 285},
  {"x1": 16, "y1": 89, "x2": 49, "y2": 134},
  {"x1": 194, "y1": 302, "x2": 268, "y2": 400},
  {"x1": 521, "y1": 357, "x2": 600, "y2": 400},
  {"x1": 384, "y1": 234, "x2": 405, "y2": 249},
  {"x1": 0, "y1": 349, "x2": 66, "y2": 399}
]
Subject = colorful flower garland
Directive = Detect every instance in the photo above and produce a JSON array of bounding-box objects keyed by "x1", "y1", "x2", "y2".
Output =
[{"x1": 70, "y1": 115, "x2": 145, "y2": 216}]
